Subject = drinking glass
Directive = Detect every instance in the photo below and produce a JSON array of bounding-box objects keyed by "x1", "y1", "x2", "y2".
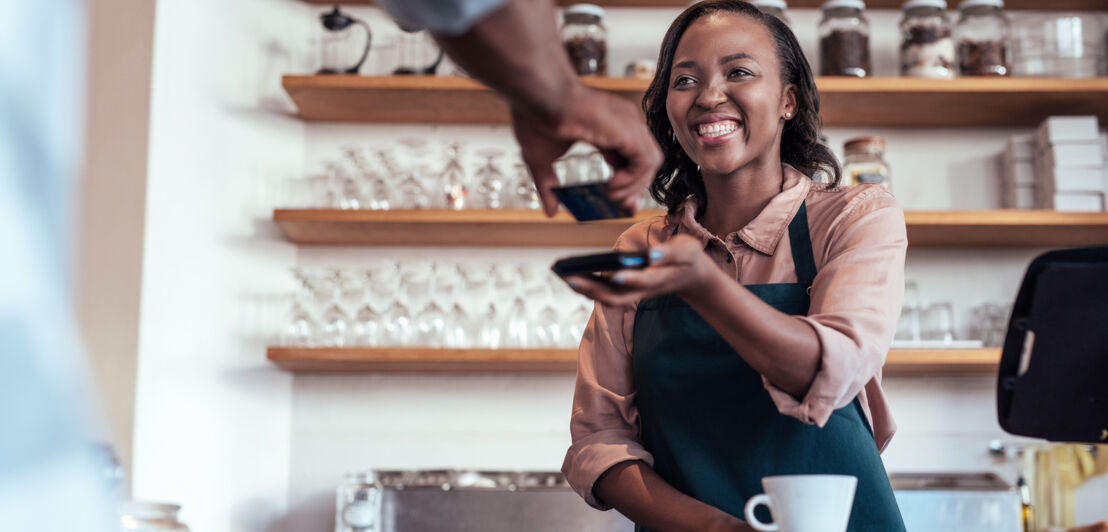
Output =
[
  {"x1": 473, "y1": 149, "x2": 505, "y2": 209},
  {"x1": 562, "y1": 301, "x2": 593, "y2": 348},
  {"x1": 922, "y1": 301, "x2": 955, "y2": 344},
  {"x1": 440, "y1": 141, "x2": 469, "y2": 210},
  {"x1": 509, "y1": 156, "x2": 540, "y2": 210},
  {"x1": 320, "y1": 269, "x2": 352, "y2": 347},
  {"x1": 895, "y1": 280, "x2": 923, "y2": 344},
  {"x1": 326, "y1": 162, "x2": 363, "y2": 210},
  {"x1": 343, "y1": 146, "x2": 390, "y2": 210}
]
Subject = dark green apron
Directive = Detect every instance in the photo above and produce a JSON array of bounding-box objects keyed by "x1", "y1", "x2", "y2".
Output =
[{"x1": 630, "y1": 203, "x2": 905, "y2": 532}]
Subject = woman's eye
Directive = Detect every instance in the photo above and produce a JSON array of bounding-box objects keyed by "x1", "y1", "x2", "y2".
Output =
[
  {"x1": 729, "y1": 68, "x2": 751, "y2": 78},
  {"x1": 673, "y1": 76, "x2": 694, "y2": 88}
]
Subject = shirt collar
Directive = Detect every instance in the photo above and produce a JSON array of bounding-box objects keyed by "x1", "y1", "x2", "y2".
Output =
[{"x1": 666, "y1": 164, "x2": 812, "y2": 256}]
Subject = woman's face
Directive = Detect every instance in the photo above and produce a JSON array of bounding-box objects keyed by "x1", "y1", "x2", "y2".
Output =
[{"x1": 665, "y1": 13, "x2": 795, "y2": 178}]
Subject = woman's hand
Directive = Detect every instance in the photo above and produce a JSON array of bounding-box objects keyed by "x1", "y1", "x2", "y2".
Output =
[{"x1": 561, "y1": 234, "x2": 716, "y2": 307}]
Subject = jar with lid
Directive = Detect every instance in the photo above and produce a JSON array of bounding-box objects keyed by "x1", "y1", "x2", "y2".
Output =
[
  {"x1": 818, "y1": 0, "x2": 872, "y2": 77},
  {"x1": 750, "y1": 0, "x2": 790, "y2": 27},
  {"x1": 842, "y1": 136, "x2": 891, "y2": 189},
  {"x1": 811, "y1": 135, "x2": 835, "y2": 184},
  {"x1": 336, "y1": 471, "x2": 383, "y2": 532},
  {"x1": 561, "y1": 4, "x2": 607, "y2": 76},
  {"x1": 119, "y1": 502, "x2": 190, "y2": 532},
  {"x1": 900, "y1": 0, "x2": 956, "y2": 78},
  {"x1": 955, "y1": 0, "x2": 1010, "y2": 76}
]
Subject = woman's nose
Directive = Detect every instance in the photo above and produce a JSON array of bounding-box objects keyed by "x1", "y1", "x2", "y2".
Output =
[{"x1": 694, "y1": 80, "x2": 727, "y2": 109}]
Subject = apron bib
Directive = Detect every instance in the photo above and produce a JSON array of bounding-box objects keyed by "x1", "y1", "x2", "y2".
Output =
[{"x1": 630, "y1": 203, "x2": 905, "y2": 532}]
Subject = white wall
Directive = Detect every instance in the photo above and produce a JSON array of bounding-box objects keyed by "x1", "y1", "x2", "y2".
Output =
[
  {"x1": 75, "y1": 0, "x2": 157, "y2": 495},
  {"x1": 131, "y1": 0, "x2": 311, "y2": 529}
]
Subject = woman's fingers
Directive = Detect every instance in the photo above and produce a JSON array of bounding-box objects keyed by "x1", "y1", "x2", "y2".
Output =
[{"x1": 563, "y1": 274, "x2": 643, "y2": 307}]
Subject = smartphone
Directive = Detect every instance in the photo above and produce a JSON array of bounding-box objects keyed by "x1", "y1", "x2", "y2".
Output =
[
  {"x1": 551, "y1": 251, "x2": 649, "y2": 277},
  {"x1": 552, "y1": 182, "x2": 634, "y2": 221}
]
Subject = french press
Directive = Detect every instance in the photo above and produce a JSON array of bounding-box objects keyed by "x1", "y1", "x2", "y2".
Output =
[{"x1": 318, "y1": 6, "x2": 371, "y2": 75}]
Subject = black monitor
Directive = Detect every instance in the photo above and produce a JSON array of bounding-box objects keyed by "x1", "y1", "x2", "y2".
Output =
[{"x1": 997, "y1": 246, "x2": 1108, "y2": 444}]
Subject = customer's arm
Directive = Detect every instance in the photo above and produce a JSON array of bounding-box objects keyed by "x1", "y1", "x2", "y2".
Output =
[{"x1": 431, "y1": 0, "x2": 662, "y2": 216}]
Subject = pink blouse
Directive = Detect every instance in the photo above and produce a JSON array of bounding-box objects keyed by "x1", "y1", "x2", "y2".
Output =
[{"x1": 561, "y1": 164, "x2": 908, "y2": 509}]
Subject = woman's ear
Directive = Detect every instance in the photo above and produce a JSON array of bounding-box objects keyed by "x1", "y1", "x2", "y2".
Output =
[{"x1": 782, "y1": 84, "x2": 798, "y2": 120}]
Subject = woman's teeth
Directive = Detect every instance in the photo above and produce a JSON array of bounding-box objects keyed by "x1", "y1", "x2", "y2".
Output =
[{"x1": 697, "y1": 121, "x2": 739, "y2": 138}]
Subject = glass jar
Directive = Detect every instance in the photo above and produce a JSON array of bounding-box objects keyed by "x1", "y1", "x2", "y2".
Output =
[
  {"x1": 818, "y1": 0, "x2": 872, "y2": 77},
  {"x1": 119, "y1": 502, "x2": 190, "y2": 532},
  {"x1": 751, "y1": 0, "x2": 790, "y2": 27},
  {"x1": 336, "y1": 471, "x2": 383, "y2": 532},
  {"x1": 811, "y1": 135, "x2": 835, "y2": 184},
  {"x1": 900, "y1": 0, "x2": 956, "y2": 78},
  {"x1": 561, "y1": 4, "x2": 607, "y2": 76},
  {"x1": 955, "y1": 0, "x2": 1010, "y2": 76},
  {"x1": 842, "y1": 136, "x2": 891, "y2": 189}
]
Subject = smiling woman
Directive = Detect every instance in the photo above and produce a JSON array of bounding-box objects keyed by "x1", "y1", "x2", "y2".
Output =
[
  {"x1": 645, "y1": 0, "x2": 842, "y2": 215},
  {"x1": 558, "y1": 2, "x2": 910, "y2": 532}
]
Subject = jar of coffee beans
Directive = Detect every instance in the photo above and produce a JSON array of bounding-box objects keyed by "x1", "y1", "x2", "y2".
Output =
[
  {"x1": 751, "y1": 0, "x2": 791, "y2": 27},
  {"x1": 818, "y1": 0, "x2": 872, "y2": 77},
  {"x1": 955, "y1": 0, "x2": 1010, "y2": 76},
  {"x1": 561, "y1": 4, "x2": 607, "y2": 76},
  {"x1": 900, "y1": 0, "x2": 956, "y2": 78},
  {"x1": 843, "y1": 136, "x2": 891, "y2": 189}
]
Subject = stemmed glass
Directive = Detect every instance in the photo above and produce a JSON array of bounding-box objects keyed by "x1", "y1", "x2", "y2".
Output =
[
  {"x1": 385, "y1": 140, "x2": 429, "y2": 209},
  {"x1": 352, "y1": 265, "x2": 393, "y2": 347},
  {"x1": 509, "y1": 156, "x2": 540, "y2": 210},
  {"x1": 411, "y1": 263, "x2": 447, "y2": 347},
  {"x1": 320, "y1": 269, "x2": 352, "y2": 347},
  {"x1": 343, "y1": 146, "x2": 390, "y2": 210},
  {"x1": 562, "y1": 301, "x2": 592, "y2": 348},
  {"x1": 286, "y1": 267, "x2": 320, "y2": 346},
  {"x1": 473, "y1": 149, "x2": 505, "y2": 209},
  {"x1": 326, "y1": 162, "x2": 363, "y2": 210},
  {"x1": 440, "y1": 142, "x2": 469, "y2": 210}
]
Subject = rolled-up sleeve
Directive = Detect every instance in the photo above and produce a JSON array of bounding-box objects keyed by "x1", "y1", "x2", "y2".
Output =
[
  {"x1": 762, "y1": 187, "x2": 907, "y2": 431},
  {"x1": 561, "y1": 296, "x2": 652, "y2": 509}
]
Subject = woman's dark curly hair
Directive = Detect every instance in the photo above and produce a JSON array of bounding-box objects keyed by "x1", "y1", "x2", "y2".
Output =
[{"x1": 645, "y1": 0, "x2": 841, "y2": 213}]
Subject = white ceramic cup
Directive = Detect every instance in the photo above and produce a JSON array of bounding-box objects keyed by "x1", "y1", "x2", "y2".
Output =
[{"x1": 743, "y1": 474, "x2": 857, "y2": 532}]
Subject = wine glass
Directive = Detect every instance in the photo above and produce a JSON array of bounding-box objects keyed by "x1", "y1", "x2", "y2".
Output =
[
  {"x1": 562, "y1": 301, "x2": 592, "y2": 348},
  {"x1": 473, "y1": 149, "x2": 505, "y2": 209},
  {"x1": 286, "y1": 268, "x2": 319, "y2": 346},
  {"x1": 343, "y1": 146, "x2": 390, "y2": 210},
  {"x1": 508, "y1": 155, "x2": 540, "y2": 210},
  {"x1": 325, "y1": 162, "x2": 362, "y2": 210},
  {"x1": 440, "y1": 142, "x2": 469, "y2": 210},
  {"x1": 352, "y1": 267, "x2": 387, "y2": 347},
  {"x1": 320, "y1": 269, "x2": 352, "y2": 347},
  {"x1": 396, "y1": 138, "x2": 434, "y2": 209}
]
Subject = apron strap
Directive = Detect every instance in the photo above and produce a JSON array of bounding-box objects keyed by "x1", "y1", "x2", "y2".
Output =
[{"x1": 787, "y1": 202, "x2": 817, "y2": 289}]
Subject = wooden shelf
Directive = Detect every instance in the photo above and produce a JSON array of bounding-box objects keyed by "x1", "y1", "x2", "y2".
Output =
[
  {"x1": 273, "y1": 208, "x2": 643, "y2": 247},
  {"x1": 268, "y1": 347, "x2": 577, "y2": 373},
  {"x1": 267, "y1": 346, "x2": 1000, "y2": 374},
  {"x1": 301, "y1": 0, "x2": 1108, "y2": 10},
  {"x1": 273, "y1": 208, "x2": 1108, "y2": 248},
  {"x1": 905, "y1": 210, "x2": 1108, "y2": 248},
  {"x1": 282, "y1": 75, "x2": 1108, "y2": 127}
]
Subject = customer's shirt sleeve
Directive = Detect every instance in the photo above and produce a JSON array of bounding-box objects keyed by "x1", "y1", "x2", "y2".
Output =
[
  {"x1": 762, "y1": 186, "x2": 908, "y2": 428},
  {"x1": 375, "y1": 0, "x2": 506, "y2": 35}
]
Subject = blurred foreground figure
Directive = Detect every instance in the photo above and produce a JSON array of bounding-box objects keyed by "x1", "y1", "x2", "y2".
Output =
[{"x1": 0, "y1": 0, "x2": 115, "y2": 529}]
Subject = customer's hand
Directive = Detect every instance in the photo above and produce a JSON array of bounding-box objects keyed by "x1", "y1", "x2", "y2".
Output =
[
  {"x1": 561, "y1": 235, "x2": 713, "y2": 307},
  {"x1": 511, "y1": 84, "x2": 662, "y2": 217}
]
